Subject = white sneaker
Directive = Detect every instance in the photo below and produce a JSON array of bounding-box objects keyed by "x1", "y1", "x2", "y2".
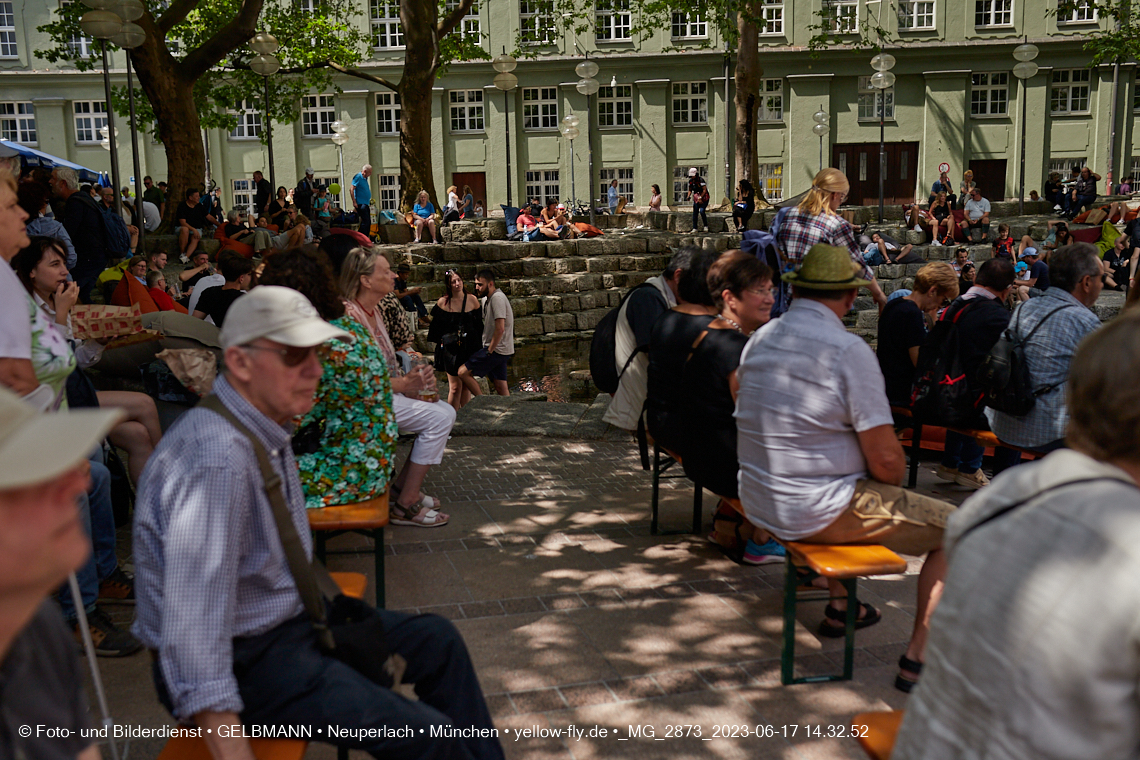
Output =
[
  {"x1": 179, "y1": 254, "x2": 189, "y2": 264},
  {"x1": 703, "y1": 226, "x2": 709, "y2": 232},
  {"x1": 934, "y1": 464, "x2": 957, "y2": 482},
  {"x1": 954, "y1": 469, "x2": 991, "y2": 490},
  {"x1": 932, "y1": 240, "x2": 942, "y2": 246}
]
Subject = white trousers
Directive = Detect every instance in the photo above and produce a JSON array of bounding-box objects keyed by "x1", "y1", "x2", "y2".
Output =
[{"x1": 392, "y1": 394, "x2": 456, "y2": 466}]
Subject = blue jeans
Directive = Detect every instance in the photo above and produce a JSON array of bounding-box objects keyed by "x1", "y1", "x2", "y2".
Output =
[
  {"x1": 1065, "y1": 193, "x2": 1095, "y2": 218},
  {"x1": 154, "y1": 610, "x2": 506, "y2": 760},
  {"x1": 59, "y1": 450, "x2": 117, "y2": 621},
  {"x1": 692, "y1": 202, "x2": 708, "y2": 229},
  {"x1": 941, "y1": 430, "x2": 983, "y2": 474},
  {"x1": 400, "y1": 293, "x2": 428, "y2": 318}
]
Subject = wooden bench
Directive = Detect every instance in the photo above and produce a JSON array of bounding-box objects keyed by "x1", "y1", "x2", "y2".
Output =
[
  {"x1": 891, "y1": 406, "x2": 1036, "y2": 488},
  {"x1": 308, "y1": 493, "x2": 389, "y2": 608},
  {"x1": 851, "y1": 710, "x2": 905, "y2": 760},
  {"x1": 648, "y1": 440, "x2": 703, "y2": 536}
]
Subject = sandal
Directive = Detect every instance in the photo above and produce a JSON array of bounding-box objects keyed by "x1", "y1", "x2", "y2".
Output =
[
  {"x1": 390, "y1": 485, "x2": 441, "y2": 511},
  {"x1": 817, "y1": 600, "x2": 881, "y2": 638},
  {"x1": 391, "y1": 499, "x2": 449, "y2": 527},
  {"x1": 895, "y1": 654, "x2": 923, "y2": 693}
]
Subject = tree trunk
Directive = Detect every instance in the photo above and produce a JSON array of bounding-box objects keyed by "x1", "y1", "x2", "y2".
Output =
[
  {"x1": 734, "y1": 8, "x2": 761, "y2": 196},
  {"x1": 399, "y1": 0, "x2": 441, "y2": 211}
]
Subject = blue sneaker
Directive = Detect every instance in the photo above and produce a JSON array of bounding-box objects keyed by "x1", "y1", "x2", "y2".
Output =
[{"x1": 742, "y1": 538, "x2": 785, "y2": 566}]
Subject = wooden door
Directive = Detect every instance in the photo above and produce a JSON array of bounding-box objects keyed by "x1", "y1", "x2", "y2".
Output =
[
  {"x1": 832, "y1": 142, "x2": 919, "y2": 206},
  {"x1": 967, "y1": 159, "x2": 1007, "y2": 202},
  {"x1": 452, "y1": 172, "x2": 486, "y2": 215}
]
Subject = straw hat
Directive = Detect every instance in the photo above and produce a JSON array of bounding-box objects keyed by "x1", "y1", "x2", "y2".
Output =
[{"x1": 782, "y1": 243, "x2": 872, "y2": 290}]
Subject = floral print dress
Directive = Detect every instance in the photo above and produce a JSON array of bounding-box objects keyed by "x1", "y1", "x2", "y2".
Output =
[{"x1": 295, "y1": 314, "x2": 399, "y2": 509}]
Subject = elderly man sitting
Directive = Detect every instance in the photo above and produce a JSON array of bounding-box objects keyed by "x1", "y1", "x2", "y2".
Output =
[
  {"x1": 133, "y1": 286, "x2": 504, "y2": 760},
  {"x1": 736, "y1": 243, "x2": 956, "y2": 693}
]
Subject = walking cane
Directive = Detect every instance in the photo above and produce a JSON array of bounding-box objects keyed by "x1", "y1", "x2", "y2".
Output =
[{"x1": 69, "y1": 573, "x2": 121, "y2": 760}]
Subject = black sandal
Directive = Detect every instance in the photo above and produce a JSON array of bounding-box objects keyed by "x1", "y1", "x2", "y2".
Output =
[
  {"x1": 895, "y1": 654, "x2": 923, "y2": 693},
  {"x1": 817, "y1": 600, "x2": 881, "y2": 638}
]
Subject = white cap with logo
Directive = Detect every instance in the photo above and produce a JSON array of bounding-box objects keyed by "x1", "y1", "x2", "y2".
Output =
[
  {"x1": 305, "y1": 167, "x2": 315, "y2": 176},
  {"x1": 218, "y1": 286, "x2": 352, "y2": 350}
]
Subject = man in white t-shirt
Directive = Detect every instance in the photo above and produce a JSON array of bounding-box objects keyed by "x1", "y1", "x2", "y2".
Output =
[
  {"x1": 958, "y1": 187, "x2": 991, "y2": 242},
  {"x1": 459, "y1": 269, "x2": 514, "y2": 397},
  {"x1": 0, "y1": 175, "x2": 35, "y2": 396},
  {"x1": 736, "y1": 243, "x2": 955, "y2": 694}
]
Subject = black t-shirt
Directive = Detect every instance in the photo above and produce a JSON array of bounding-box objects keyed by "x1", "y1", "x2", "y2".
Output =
[
  {"x1": 931, "y1": 204, "x2": 950, "y2": 221},
  {"x1": 646, "y1": 310, "x2": 716, "y2": 453},
  {"x1": 1029, "y1": 261, "x2": 1050, "y2": 290},
  {"x1": 176, "y1": 200, "x2": 208, "y2": 229},
  {"x1": 623, "y1": 284, "x2": 669, "y2": 349},
  {"x1": 877, "y1": 297, "x2": 927, "y2": 407},
  {"x1": 679, "y1": 328, "x2": 749, "y2": 498},
  {"x1": 194, "y1": 286, "x2": 244, "y2": 325}
]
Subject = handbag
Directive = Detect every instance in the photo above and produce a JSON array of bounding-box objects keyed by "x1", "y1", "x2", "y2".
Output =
[{"x1": 198, "y1": 395, "x2": 403, "y2": 691}]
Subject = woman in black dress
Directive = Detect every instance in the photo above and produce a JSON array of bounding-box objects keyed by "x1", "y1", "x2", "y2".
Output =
[
  {"x1": 266, "y1": 186, "x2": 290, "y2": 228},
  {"x1": 427, "y1": 269, "x2": 483, "y2": 410}
]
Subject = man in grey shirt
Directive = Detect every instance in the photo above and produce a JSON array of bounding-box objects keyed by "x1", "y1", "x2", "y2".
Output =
[
  {"x1": 894, "y1": 308, "x2": 1140, "y2": 760},
  {"x1": 459, "y1": 268, "x2": 514, "y2": 397},
  {"x1": 957, "y1": 186, "x2": 991, "y2": 242}
]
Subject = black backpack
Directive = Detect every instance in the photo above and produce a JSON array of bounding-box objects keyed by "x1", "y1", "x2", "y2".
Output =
[
  {"x1": 911, "y1": 300, "x2": 985, "y2": 427},
  {"x1": 589, "y1": 282, "x2": 665, "y2": 394},
  {"x1": 976, "y1": 303, "x2": 1072, "y2": 417}
]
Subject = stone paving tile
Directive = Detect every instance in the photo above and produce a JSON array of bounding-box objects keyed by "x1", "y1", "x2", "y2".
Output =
[
  {"x1": 510, "y1": 688, "x2": 569, "y2": 715},
  {"x1": 540, "y1": 594, "x2": 587, "y2": 611},
  {"x1": 653, "y1": 669, "x2": 710, "y2": 695},
  {"x1": 419, "y1": 603, "x2": 464, "y2": 620},
  {"x1": 501, "y1": 596, "x2": 548, "y2": 615},
  {"x1": 558, "y1": 682, "x2": 616, "y2": 708},
  {"x1": 697, "y1": 664, "x2": 756, "y2": 690},
  {"x1": 463, "y1": 600, "x2": 507, "y2": 619},
  {"x1": 486, "y1": 693, "x2": 517, "y2": 719},
  {"x1": 603, "y1": 676, "x2": 665, "y2": 701}
]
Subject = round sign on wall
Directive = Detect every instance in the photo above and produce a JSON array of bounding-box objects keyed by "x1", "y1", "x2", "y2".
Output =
[{"x1": 938, "y1": 162, "x2": 950, "y2": 174}]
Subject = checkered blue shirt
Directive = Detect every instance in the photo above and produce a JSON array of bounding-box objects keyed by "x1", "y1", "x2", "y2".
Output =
[
  {"x1": 132, "y1": 375, "x2": 310, "y2": 720},
  {"x1": 986, "y1": 287, "x2": 1102, "y2": 449},
  {"x1": 775, "y1": 207, "x2": 875, "y2": 280}
]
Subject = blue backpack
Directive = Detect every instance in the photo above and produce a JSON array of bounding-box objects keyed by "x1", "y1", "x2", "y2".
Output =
[{"x1": 740, "y1": 205, "x2": 791, "y2": 319}]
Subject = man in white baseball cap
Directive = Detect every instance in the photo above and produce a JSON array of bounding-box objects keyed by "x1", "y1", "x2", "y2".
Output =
[
  {"x1": 0, "y1": 386, "x2": 123, "y2": 760},
  {"x1": 296, "y1": 167, "x2": 318, "y2": 218}
]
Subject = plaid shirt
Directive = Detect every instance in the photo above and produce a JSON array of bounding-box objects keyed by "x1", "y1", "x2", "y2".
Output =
[
  {"x1": 986, "y1": 287, "x2": 1101, "y2": 448},
  {"x1": 775, "y1": 207, "x2": 875, "y2": 281}
]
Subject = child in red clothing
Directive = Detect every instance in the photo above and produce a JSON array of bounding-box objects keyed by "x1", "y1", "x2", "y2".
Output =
[{"x1": 991, "y1": 223, "x2": 1015, "y2": 259}]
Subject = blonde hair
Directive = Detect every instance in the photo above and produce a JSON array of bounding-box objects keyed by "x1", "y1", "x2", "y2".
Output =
[
  {"x1": 797, "y1": 168, "x2": 849, "y2": 217},
  {"x1": 913, "y1": 262, "x2": 960, "y2": 299},
  {"x1": 446, "y1": 185, "x2": 457, "y2": 196},
  {"x1": 294, "y1": 214, "x2": 310, "y2": 227},
  {"x1": 339, "y1": 247, "x2": 379, "y2": 300}
]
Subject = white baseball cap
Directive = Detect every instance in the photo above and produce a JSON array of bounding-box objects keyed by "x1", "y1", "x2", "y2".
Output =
[
  {"x1": 219, "y1": 286, "x2": 352, "y2": 350},
  {"x1": 688, "y1": 167, "x2": 698, "y2": 177},
  {"x1": 0, "y1": 387, "x2": 124, "y2": 490},
  {"x1": 305, "y1": 167, "x2": 314, "y2": 175}
]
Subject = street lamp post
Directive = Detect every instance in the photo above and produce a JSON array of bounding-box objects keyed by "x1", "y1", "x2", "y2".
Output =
[
  {"x1": 249, "y1": 32, "x2": 281, "y2": 190},
  {"x1": 492, "y1": 49, "x2": 519, "y2": 207},
  {"x1": 111, "y1": 8, "x2": 146, "y2": 252},
  {"x1": 79, "y1": 6, "x2": 125, "y2": 214},
  {"x1": 560, "y1": 113, "x2": 580, "y2": 212},
  {"x1": 1013, "y1": 39, "x2": 1040, "y2": 216},
  {"x1": 812, "y1": 106, "x2": 830, "y2": 174},
  {"x1": 329, "y1": 120, "x2": 349, "y2": 205},
  {"x1": 575, "y1": 57, "x2": 599, "y2": 226},
  {"x1": 869, "y1": 52, "x2": 896, "y2": 223}
]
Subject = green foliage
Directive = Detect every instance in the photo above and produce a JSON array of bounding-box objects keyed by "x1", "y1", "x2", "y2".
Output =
[
  {"x1": 437, "y1": 0, "x2": 491, "y2": 77},
  {"x1": 1055, "y1": 0, "x2": 1139, "y2": 65}
]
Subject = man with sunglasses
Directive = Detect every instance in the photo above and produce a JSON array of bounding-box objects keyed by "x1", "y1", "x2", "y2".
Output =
[{"x1": 133, "y1": 287, "x2": 503, "y2": 760}]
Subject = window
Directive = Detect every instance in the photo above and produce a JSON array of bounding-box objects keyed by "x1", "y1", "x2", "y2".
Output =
[
  {"x1": 760, "y1": 0, "x2": 784, "y2": 35},
  {"x1": 449, "y1": 89, "x2": 484, "y2": 132},
  {"x1": 61, "y1": 2, "x2": 97, "y2": 58},
  {"x1": 859, "y1": 152, "x2": 868, "y2": 181},
  {"x1": 1135, "y1": 78, "x2": 1140, "y2": 112},
  {"x1": 370, "y1": 0, "x2": 403, "y2": 49},
  {"x1": 671, "y1": 13, "x2": 707, "y2": 39},
  {"x1": 1057, "y1": 0, "x2": 1095, "y2": 23},
  {"x1": 445, "y1": 0, "x2": 481, "y2": 41},
  {"x1": 595, "y1": 0, "x2": 631, "y2": 41},
  {"x1": 857, "y1": 76, "x2": 894, "y2": 120},
  {"x1": 672, "y1": 82, "x2": 707, "y2": 125},
  {"x1": 1129, "y1": 157, "x2": 1140, "y2": 186},
  {"x1": 232, "y1": 179, "x2": 255, "y2": 216},
  {"x1": 759, "y1": 78, "x2": 783, "y2": 121},
  {"x1": 598, "y1": 84, "x2": 632, "y2": 128},
  {"x1": 975, "y1": 0, "x2": 1012, "y2": 26},
  {"x1": 301, "y1": 94, "x2": 336, "y2": 136},
  {"x1": 297, "y1": 0, "x2": 317, "y2": 11},
  {"x1": 0, "y1": 102, "x2": 35, "y2": 144},
  {"x1": 1049, "y1": 157, "x2": 1085, "y2": 182},
  {"x1": 822, "y1": 0, "x2": 858, "y2": 33},
  {"x1": 525, "y1": 170, "x2": 560, "y2": 204},
  {"x1": 1051, "y1": 69, "x2": 1091, "y2": 114},
  {"x1": 228, "y1": 100, "x2": 262, "y2": 139},
  {"x1": 897, "y1": 0, "x2": 934, "y2": 29},
  {"x1": 671, "y1": 165, "x2": 707, "y2": 203},
  {"x1": 0, "y1": 2, "x2": 16, "y2": 58},
  {"x1": 522, "y1": 87, "x2": 558, "y2": 130},
  {"x1": 520, "y1": 0, "x2": 555, "y2": 44},
  {"x1": 73, "y1": 101, "x2": 107, "y2": 143},
  {"x1": 601, "y1": 168, "x2": 634, "y2": 204},
  {"x1": 970, "y1": 72, "x2": 1008, "y2": 116},
  {"x1": 314, "y1": 176, "x2": 340, "y2": 205},
  {"x1": 375, "y1": 91, "x2": 401, "y2": 134},
  {"x1": 378, "y1": 174, "x2": 399, "y2": 210},
  {"x1": 757, "y1": 163, "x2": 783, "y2": 203}
]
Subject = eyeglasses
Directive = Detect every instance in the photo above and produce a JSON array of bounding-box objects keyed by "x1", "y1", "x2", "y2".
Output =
[
  {"x1": 835, "y1": 192, "x2": 849, "y2": 201},
  {"x1": 241, "y1": 344, "x2": 319, "y2": 367},
  {"x1": 745, "y1": 286, "x2": 774, "y2": 297}
]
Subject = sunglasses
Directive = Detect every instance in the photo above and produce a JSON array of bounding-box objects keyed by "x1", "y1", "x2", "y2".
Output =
[{"x1": 241, "y1": 344, "x2": 318, "y2": 367}]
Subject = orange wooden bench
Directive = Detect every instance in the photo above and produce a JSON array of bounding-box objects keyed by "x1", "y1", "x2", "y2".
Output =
[
  {"x1": 852, "y1": 710, "x2": 905, "y2": 760},
  {"x1": 308, "y1": 493, "x2": 389, "y2": 608}
]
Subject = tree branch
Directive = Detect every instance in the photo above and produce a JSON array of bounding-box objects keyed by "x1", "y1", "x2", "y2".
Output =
[
  {"x1": 437, "y1": 0, "x2": 476, "y2": 38},
  {"x1": 178, "y1": 0, "x2": 264, "y2": 81},
  {"x1": 274, "y1": 60, "x2": 400, "y2": 91},
  {"x1": 156, "y1": 0, "x2": 201, "y2": 35}
]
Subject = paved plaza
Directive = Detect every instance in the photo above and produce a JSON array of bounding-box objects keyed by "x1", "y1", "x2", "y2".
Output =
[{"x1": 92, "y1": 403, "x2": 978, "y2": 760}]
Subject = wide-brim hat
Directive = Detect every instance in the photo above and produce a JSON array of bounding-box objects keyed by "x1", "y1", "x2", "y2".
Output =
[{"x1": 782, "y1": 243, "x2": 872, "y2": 290}]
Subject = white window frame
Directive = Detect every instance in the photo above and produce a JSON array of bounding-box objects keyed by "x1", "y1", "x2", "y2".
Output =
[
  {"x1": 0, "y1": 102, "x2": 35, "y2": 144},
  {"x1": 445, "y1": 0, "x2": 481, "y2": 42},
  {"x1": 757, "y1": 163, "x2": 783, "y2": 203},
  {"x1": 375, "y1": 91, "x2": 401, "y2": 135},
  {"x1": 61, "y1": 2, "x2": 97, "y2": 58},
  {"x1": 297, "y1": 0, "x2": 317, "y2": 11},
  {"x1": 301, "y1": 94, "x2": 336, "y2": 137},
  {"x1": 73, "y1": 100, "x2": 107, "y2": 144},
  {"x1": 370, "y1": 0, "x2": 404, "y2": 49},
  {"x1": 671, "y1": 12, "x2": 707, "y2": 39},
  {"x1": 598, "y1": 84, "x2": 633, "y2": 128},
  {"x1": 975, "y1": 0, "x2": 1013, "y2": 27},
  {"x1": 449, "y1": 89, "x2": 484, "y2": 133},
  {"x1": 314, "y1": 175, "x2": 340, "y2": 205},
  {"x1": 759, "y1": 78, "x2": 783, "y2": 121},
  {"x1": 1050, "y1": 69, "x2": 1091, "y2": 115},
  {"x1": 857, "y1": 76, "x2": 894, "y2": 121},
  {"x1": 1129, "y1": 156, "x2": 1140, "y2": 186},
  {"x1": 232, "y1": 179, "x2": 255, "y2": 217},
  {"x1": 519, "y1": 0, "x2": 555, "y2": 45},
  {"x1": 897, "y1": 0, "x2": 935, "y2": 29},
  {"x1": 525, "y1": 170, "x2": 560, "y2": 204},
  {"x1": 601, "y1": 167, "x2": 634, "y2": 205},
  {"x1": 970, "y1": 72, "x2": 1009, "y2": 117},
  {"x1": 822, "y1": 0, "x2": 858, "y2": 33},
  {"x1": 378, "y1": 174, "x2": 399, "y2": 210},
  {"x1": 228, "y1": 99, "x2": 262, "y2": 139},
  {"x1": 1049, "y1": 157, "x2": 1085, "y2": 175},
  {"x1": 759, "y1": 0, "x2": 784, "y2": 35},
  {"x1": 672, "y1": 165, "x2": 706, "y2": 204},
  {"x1": 1057, "y1": 0, "x2": 1096, "y2": 23},
  {"x1": 671, "y1": 81, "x2": 708, "y2": 125},
  {"x1": 522, "y1": 87, "x2": 558, "y2": 130},
  {"x1": 0, "y1": 2, "x2": 16, "y2": 59},
  {"x1": 595, "y1": 0, "x2": 631, "y2": 41}
]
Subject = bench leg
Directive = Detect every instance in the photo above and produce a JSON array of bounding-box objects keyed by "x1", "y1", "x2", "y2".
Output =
[
  {"x1": 650, "y1": 443, "x2": 661, "y2": 536},
  {"x1": 907, "y1": 423, "x2": 922, "y2": 489},
  {"x1": 841, "y1": 577, "x2": 858, "y2": 681},
  {"x1": 373, "y1": 527, "x2": 385, "y2": 609},
  {"x1": 781, "y1": 552, "x2": 798, "y2": 685},
  {"x1": 691, "y1": 481, "x2": 703, "y2": 535}
]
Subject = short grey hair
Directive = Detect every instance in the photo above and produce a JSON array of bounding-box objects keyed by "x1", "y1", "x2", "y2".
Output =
[
  {"x1": 362, "y1": 164, "x2": 372, "y2": 172},
  {"x1": 53, "y1": 166, "x2": 79, "y2": 191},
  {"x1": 664, "y1": 248, "x2": 695, "y2": 280},
  {"x1": 226, "y1": 208, "x2": 242, "y2": 223},
  {"x1": 1049, "y1": 243, "x2": 1101, "y2": 293}
]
